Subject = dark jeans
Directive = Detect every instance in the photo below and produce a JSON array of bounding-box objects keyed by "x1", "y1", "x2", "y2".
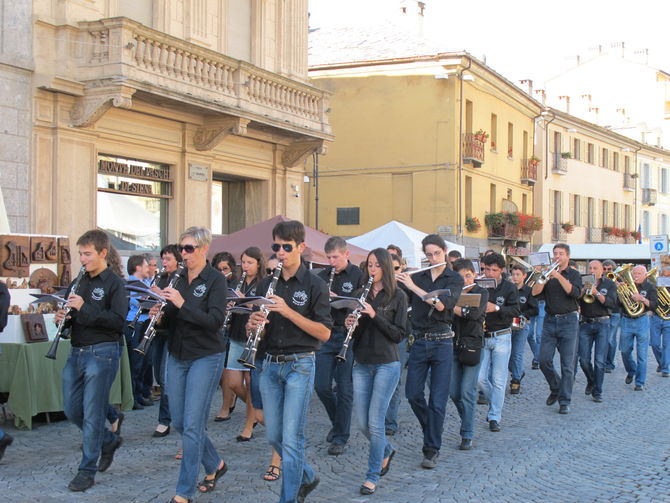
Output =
[
  {"x1": 450, "y1": 353, "x2": 482, "y2": 440},
  {"x1": 578, "y1": 319, "x2": 609, "y2": 397},
  {"x1": 314, "y1": 328, "x2": 353, "y2": 445},
  {"x1": 539, "y1": 313, "x2": 579, "y2": 406},
  {"x1": 385, "y1": 338, "x2": 409, "y2": 432},
  {"x1": 63, "y1": 342, "x2": 120, "y2": 475},
  {"x1": 150, "y1": 334, "x2": 170, "y2": 425},
  {"x1": 606, "y1": 313, "x2": 622, "y2": 370},
  {"x1": 405, "y1": 337, "x2": 453, "y2": 454},
  {"x1": 124, "y1": 322, "x2": 150, "y2": 403}
]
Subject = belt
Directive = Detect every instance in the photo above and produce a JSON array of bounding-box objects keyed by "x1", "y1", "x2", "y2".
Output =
[
  {"x1": 265, "y1": 351, "x2": 315, "y2": 363},
  {"x1": 547, "y1": 311, "x2": 578, "y2": 319},
  {"x1": 485, "y1": 328, "x2": 512, "y2": 338},
  {"x1": 580, "y1": 315, "x2": 610, "y2": 324},
  {"x1": 413, "y1": 331, "x2": 454, "y2": 341},
  {"x1": 622, "y1": 313, "x2": 648, "y2": 319}
]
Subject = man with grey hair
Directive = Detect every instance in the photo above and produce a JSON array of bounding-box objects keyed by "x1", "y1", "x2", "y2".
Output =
[
  {"x1": 649, "y1": 261, "x2": 670, "y2": 377},
  {"x1": 602, "y1": 260, "x2": 621, "y2": 372},
  {"x1": 619, "y1": 265, "x2": 657, "y2": 390}
]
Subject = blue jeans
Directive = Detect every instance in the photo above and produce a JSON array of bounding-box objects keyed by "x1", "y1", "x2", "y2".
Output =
[
  {"x1": 124, "y1": 323, "x2": 150, "y2": 402},
  {"x1": 528, "y1": 301, "x2": 546, "y2": 363},
  {"x1": 650, "y1": 315, "x2": 670, "y2": 373},
  {"x1": 314, "y1": 329, "x2": 353, "y2": 445},
  {"x1": 606, "y1": 313, "x2": 622, "y2": 370},
  {"x1": 539, "y1": 313, "x2": 579, "y2": 405},
  {"x1": 353, "y1": 361, "x2": 400, "y2": 484},
  {"x1": 578, "y1": 319, "x2": 610, "y2": 397},
  {"x1": 385, "y1": 338, "x2": 409, "y2": 432},
  {"x1": 260, "y1": 354, "x2": 317, "y2": 503},
  {"x1": 405, "y1": 337, "x2": 453, "y2": 454},
  {"x1": 509, "y1": 326, "x2": 529, "y2": 380},
  {"x1": 450, "y1": 354, "x2": 482, "y2": 440},
  {"x1": 620, "y1": 315, "x2": 650, "y2": 386},
  {"x1": 477, "y1": 332, "x2": 512, "y2": 422},
  {"x1": 62, "y1": 342, "x2": 120, "y2": 475},
  {"x1": 167, "y1": 352, "x2": 225, "y2": 500},
  {"x1": 150, "y1": 334, "x2": 170, "y2": 426}
]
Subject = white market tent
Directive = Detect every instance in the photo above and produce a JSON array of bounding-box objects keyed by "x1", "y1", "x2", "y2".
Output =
[
  {"x1": 347, "y1": 220, "x2": 465, "y2": 268},
  {"x1": 537, "y1": 243, "x2": 650, "y2": 261}
]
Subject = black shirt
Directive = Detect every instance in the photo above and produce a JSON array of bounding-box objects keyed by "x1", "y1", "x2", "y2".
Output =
[
  {"x1": 407, "y1": 267, "x2": 464, "y2": 333},
  {"x1": 579, "y1": 277, "x2": 617, "y2": 318},
  {"x1": 539, "y1": 267, "x2": 582, "y2": 316},
  {"x1": 484, "y1": 278, "x2": 520, "y2": 332},
  {"x1": 635, "y1": 280, "x2": 658, "y2": 315},
  {"x1": 353, "y1": 287, "x2": 407, "y2": 365},
  {"x1": 260, "y1": 264, "x2": 333, "y2": 355},
  {"x1": 0, "y1": 282, "x2": 9, "y2": 332},
  {"x1": 517, "y1": 285, "x2": 539, "y2": 319},
  {"x1": 163, "y1": 263, "x2": 228, "y2": 361},
  {"x1": 454, "y1": 284, "x2": 488, "y2": 349},
  {"x1": 67, "y1": 267, "x2": 128, "y2": 347},
  {"x1": 229, "y1": 277, "x2": 259, "y2": 343},
  {"x1": 318, "y1": 262, "x2": 364, "y2": 328}
]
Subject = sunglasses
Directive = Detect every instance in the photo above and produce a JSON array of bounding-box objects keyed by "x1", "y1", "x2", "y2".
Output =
[
  {"x1": 179, "y1": 244, "x2": 199, "y2": 254},
  {"x1": 271, "y1": 243, "x2": 294, "y2": 253}
]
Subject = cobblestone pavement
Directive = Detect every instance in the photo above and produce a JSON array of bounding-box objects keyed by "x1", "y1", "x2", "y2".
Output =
[{"x1": 2, "y1": 348, "x2": 670, "y2": 503}]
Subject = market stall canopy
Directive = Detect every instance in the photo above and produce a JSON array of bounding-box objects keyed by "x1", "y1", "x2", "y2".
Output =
[
  {"x1": 209, "y1": 215, "x2": 369, "y2": 266},
  {"x1": 347, "y1": 220, "x2": 465, "y2": 268},
  {"x1": 537, "y1": 243, "x2": 650, "y2": 261}
]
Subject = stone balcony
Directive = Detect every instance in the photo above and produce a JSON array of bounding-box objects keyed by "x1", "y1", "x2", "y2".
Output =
[{"x1": 38, "y1": 17, "x2": 332, "y2": 155}]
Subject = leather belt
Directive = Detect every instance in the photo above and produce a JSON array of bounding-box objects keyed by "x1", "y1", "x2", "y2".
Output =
[
  {"x1": 580, "y1": 315, "x2": 610, "y2": 323},
  {"x1": 485, "y1": 328, "x2": 512, "y2": 338},
  {"x1": 265, "y1": 351, "x2": 315, "y2": 363},
  {"x1": 413, "y1": 331, "x2": 454, "y2": 341},
  {"x1": 547, "y1": 311, "x2": 578, "y2": 318}
]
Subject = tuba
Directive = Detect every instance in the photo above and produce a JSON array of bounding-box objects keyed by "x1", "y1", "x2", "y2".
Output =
[
  {"x1": 606, "y1": 264, "x2": 645, "y2": 318},
  {"x1": 645, "y1": 268, "x2": 670, "y2": 320}
]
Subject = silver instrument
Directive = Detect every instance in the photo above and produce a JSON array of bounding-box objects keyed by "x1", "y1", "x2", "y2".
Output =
[
  {"x1": 336, "y1": 276, "x2": 374, "y2": 362},
  {"x1": 45, "y1": 266, "x2": 87, "y2": 360},
  {"x1": 222, "y1": 272, "x2": 247, "y2": 332},
  {"x1": 406, "y1": 262, "x2": 447, "y2": 275}
]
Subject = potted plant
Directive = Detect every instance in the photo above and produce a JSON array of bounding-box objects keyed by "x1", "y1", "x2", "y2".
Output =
[
  {"x1": 505, "y1": 212, "x2": 520, "y2": 226},
  {"x1": 474, "y1": 129, "x2": 489, "y2": 143},
  {"x1": 630, "y1": 230, "x2": 641, "y2": 241},
  {"x1": 490, "y1": 140, "x2": 497, "y2": 150},
  {"x1": 507, "y1": 147, "x2": 513, "y2": 158},
  {"x1": 529, "y1": 155, "x2": 541, "y2": 167},
  {"x1": 561, "y1": 222, "x2": 574, "y2": 234},
  {"x1": 465, "y1": 216, "x2": 481, "y2": 233},
  {"x1": 561, "y1": 151, "x2": 572, "y2": 159},
  {"x1": 485, "y1": 212, "x2": 506, "y2": 232}
]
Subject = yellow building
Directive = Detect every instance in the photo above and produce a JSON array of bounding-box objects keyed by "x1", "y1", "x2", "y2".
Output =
[
  {"x1": 308, "y1": 52, "x2": 542, "y2": 254},
  {"x1": 21, "y1": 0, "x2": 331, "y2": 252}
]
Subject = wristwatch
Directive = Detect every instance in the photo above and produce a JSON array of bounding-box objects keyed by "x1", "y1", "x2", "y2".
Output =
[{"x1": 495, "y1": 305, "x2": 500, "y2": 312}]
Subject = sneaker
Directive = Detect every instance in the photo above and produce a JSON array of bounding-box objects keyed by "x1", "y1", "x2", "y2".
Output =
[
  {"x1": 421, "y1": 451, "x2": 439, "y2": 469},
  {"x1": 585, "y1": 384, "x2": 593, "y2": 395},
  {"x1": 297, "y1": 475, "x2": 320, "y2": 503},
  {"x1": 98, "y1": 436, "x2": 123, "y2": 472},
  {"x1": 593, "y1": 395, "x2": 603, "y2": 403},
  {"x1": 625, "y1": 374, "x2": 634, "y2": 385},
  {"x1": 327, "y1": 443, "x2": 345, "y2": 456},
  {"x1": 0, "y1": 433, "x2": 13, "y2": 462},
  {"x1": 489, "y1": 420, "x2": 501, "y2": 432},
  {"x1": 325, "y1": 429, "x2": 335, "y2": 443},
  {"x1": 634, "y1": 385, "x2": 644, "y2": 391},
  {"x1": 663, "y1": 372, "x2": 670, "y2": 378},
  {"x1": 385, "y1": 428, "x2": 396, "y2": 436},
  {"x1": 558, "y1": 404, "x2": 570, "y2": 414},
  {"x1": 68, "y1": 471, "x2": 94, "y2": 492},
  {"x1": 459, "y1": 438, "x2": 472, "y2": 450},
  {"x1": 510, "y1": 379, "x2": 520, "y2": 395},
  {"x1": 546, "y1": 393, "x2": 558, "y2": 406},
  {"x1": 531, "y1": 361, "x2": 540, "y2": 370}
]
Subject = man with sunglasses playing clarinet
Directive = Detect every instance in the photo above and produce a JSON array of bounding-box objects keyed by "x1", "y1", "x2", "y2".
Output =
[
  {"x1": 247, "y1": 220, "x2": 332, "y2": 503},
  {"x1": 396, "y1": 234, "x2": 463, "y2": 469},
  {"x1": 315, "y1": 236, "x2": 363, "y2": 456}
]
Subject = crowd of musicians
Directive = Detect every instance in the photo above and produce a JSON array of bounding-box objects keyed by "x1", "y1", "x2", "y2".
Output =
[{"x1": 23, "y1": 222, "x2": 670, "y2": 502}]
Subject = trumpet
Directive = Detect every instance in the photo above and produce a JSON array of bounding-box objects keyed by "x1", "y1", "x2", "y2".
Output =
[
  {"x1": 238, "y1": 262, "x2": 283, "y2": 369},
  {"x1": 527, "y1": 261, "x2": 560, "y2": 288},
  {"x1": 336, "y1": 276, "x2": 374, "y2": 362},
  {"x1": 222, "y1": 272, "x2": 247, "y2": 333},
  {"x1": 46, "y1": 266, "x2": 87, "y2": 360},
  {"x1": 581, "y1": 276, "x2": 597, "y2": 304},
  {"x1": 134, "y1": 262, "x2": 186, "y2": 356}
]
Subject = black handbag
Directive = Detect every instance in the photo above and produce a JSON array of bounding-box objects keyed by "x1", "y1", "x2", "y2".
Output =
[{"x1": 457, "y1": 346, "x2": 481, "y2": 366}]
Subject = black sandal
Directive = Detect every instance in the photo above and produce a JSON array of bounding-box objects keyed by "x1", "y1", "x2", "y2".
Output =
[
  {"x1": 263, "y1": 464, "x2": 281, "y2": 481},
  {"x1": 197, "y1": 462, "x2": 228, "y2": 493},
  {"x1": 168, "y1": 498, "x2": 191, "y2": 503}
]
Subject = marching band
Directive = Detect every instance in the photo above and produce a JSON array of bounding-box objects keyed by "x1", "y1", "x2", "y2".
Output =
[{"x1": 46, "y1": 223, "x2": 667, "y2": 502}]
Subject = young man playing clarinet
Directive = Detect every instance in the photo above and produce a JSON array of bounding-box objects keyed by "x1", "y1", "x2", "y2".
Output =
[
  {"x1": 55, "y1": 230, "x2": 128, "y2": 491},
  {"x1": 315, "y1": 236, "x2": 363, "y2": 455},
  {"x1": 397, "y1": 234, "x2": 463, "y2": 469},
  {"x1": 248, "y1": 220, "x2": 332, "y2": 503}
]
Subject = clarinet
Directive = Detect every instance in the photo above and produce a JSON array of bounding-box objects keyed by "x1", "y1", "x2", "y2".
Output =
[
  {"x1": 128, "y1": 267, "x2": 166, "y2": 330},
  {"x1": 336, "y1": 276, "x2": 374, "y2": 362},
  {"x1": 134, "y1": 262, "x2": 185, "y2": 356},
  {"x1": 222, "y1": 272, "x2": 247, "y2": 332},
  {"x1": 45, "y1": 266, "x2": 87, "y2": 360},
  {"x1": 238, "y1": 262, "x2": 283, "y2": 369},
  {"x1": 328, "y1": 266, "x2": 336, "y2": 291}
]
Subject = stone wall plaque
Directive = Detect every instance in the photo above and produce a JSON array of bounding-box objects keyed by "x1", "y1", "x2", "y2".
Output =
[
  {"x1": 30, "y1": 237, "x2": 58, "y2": 263},
  {"x1": 0, "y1": 235, "x2": 30, "y2": 277}
]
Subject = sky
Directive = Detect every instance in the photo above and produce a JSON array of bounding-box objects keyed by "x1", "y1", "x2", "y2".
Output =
[{"x1": 308, "y1": 0, "x2": 670, "y2": 87}]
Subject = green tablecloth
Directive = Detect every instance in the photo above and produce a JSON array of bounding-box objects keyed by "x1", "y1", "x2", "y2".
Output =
[{"x1": 0, "y1": 340, "x2": 134, "y2": 429}]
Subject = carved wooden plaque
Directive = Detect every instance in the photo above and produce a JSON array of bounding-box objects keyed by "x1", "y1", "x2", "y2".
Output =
[
  {"x1": 30, "y1": 237, "x2": 58, "y2": 263},
  {"x1": 0, "y1": 235, "x2": 30, "y2": 277},
  {"x1": 59, "y1": 264, "x2": 72, "y2": 286},
  {"x1": 58, "y1": 238, "x2": 71, "y2": 265},
  {"x1": 29, "y1": 267, "x2": 59, "y2": 293}
]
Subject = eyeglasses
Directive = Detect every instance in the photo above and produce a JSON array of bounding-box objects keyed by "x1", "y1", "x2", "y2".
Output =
[
  {"x1": 266, "y1": 268, "x2": 273, "y2": 274},
  {"x1": 179, "y1": 244, "x2": 199, "y2": 254},
  {"x1": 271, "y1": 243, "x2": 294, "y2": 253}
]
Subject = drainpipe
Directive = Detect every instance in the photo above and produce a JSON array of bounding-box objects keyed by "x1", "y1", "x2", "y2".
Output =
[
  {"x1": 457, "y1": 55, "x2": 472, "y2": 243},
  {"x1": 313, "y1": 152, "x2": 320, "y2": 230},
  {"x1": 632, "y1": 145, "x2": 641, "y2": 233}
]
